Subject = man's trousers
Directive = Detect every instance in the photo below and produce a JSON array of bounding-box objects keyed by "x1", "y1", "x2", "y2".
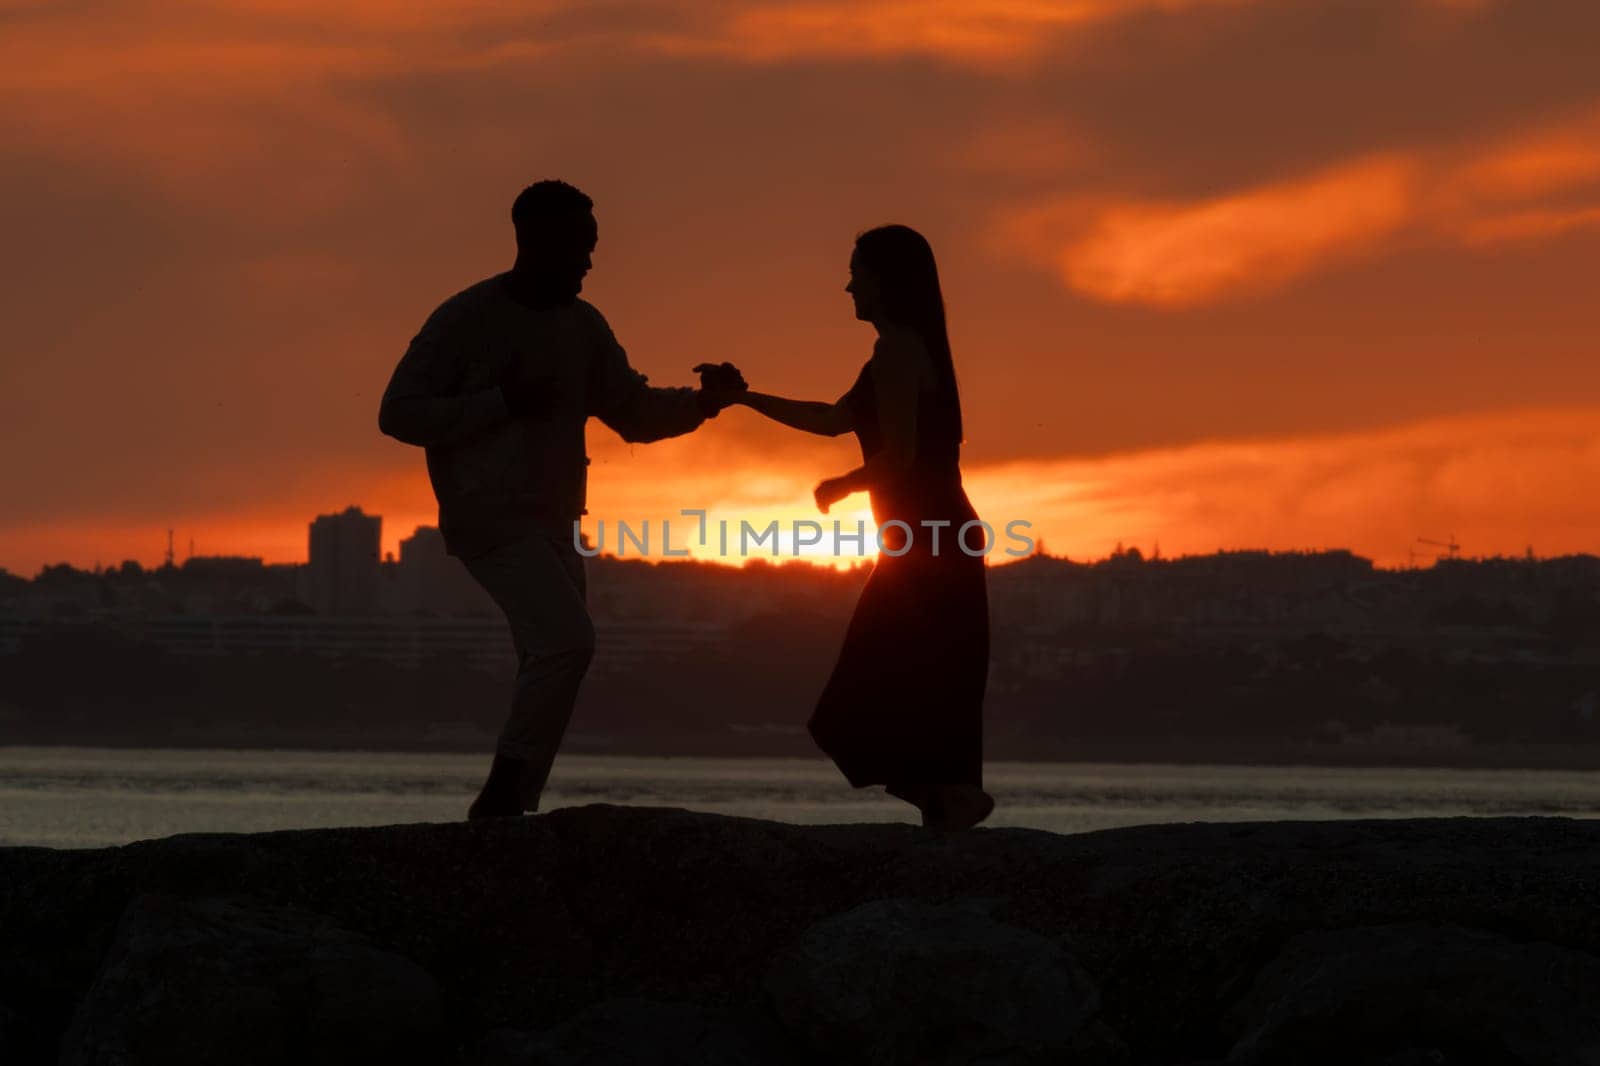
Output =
[{"x1": 462, "y1": 529, "x2": 595, "y2": 810}]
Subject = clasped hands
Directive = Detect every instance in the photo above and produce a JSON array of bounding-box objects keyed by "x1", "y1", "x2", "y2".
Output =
[{"x1": 693, "y1": 361, "x2": 748, "y2": 415}]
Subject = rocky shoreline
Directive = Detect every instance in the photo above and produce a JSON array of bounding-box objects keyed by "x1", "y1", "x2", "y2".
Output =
[{"x1": 4, "y1": 808, "x2": 1598, "y2": 1064}]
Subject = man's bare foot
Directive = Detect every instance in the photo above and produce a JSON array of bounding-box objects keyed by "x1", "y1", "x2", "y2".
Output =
[{"x1": 927, "y1": 785, "x2": 995, "y2": 832}]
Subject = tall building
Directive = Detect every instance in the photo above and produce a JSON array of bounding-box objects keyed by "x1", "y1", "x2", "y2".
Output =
[
  {"x1": 396, "y1": 526, "x2": 497, "y2": 616},
  {"x1": 305, "y1": 506, "x2": 381, "y2": 615}
]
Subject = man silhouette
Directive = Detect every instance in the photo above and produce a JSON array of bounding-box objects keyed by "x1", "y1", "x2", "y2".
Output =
[{"x1": 379, "y1": 179, "x2": 745, "y2": 818}]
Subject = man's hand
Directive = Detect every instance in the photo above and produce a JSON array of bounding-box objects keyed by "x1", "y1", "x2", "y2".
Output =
[
  {"x1": 694, "y1": 361, "x2": 747, "y2": 392},
  {"x1": 498, "y1": 362, "x2": 560, "y2": 420},
  {"x1": 814, "y1": 476, "x2": 851, "y2": 514},
  {"x1": 693, "y1": 361, "x2": 748, "y2": 417}
]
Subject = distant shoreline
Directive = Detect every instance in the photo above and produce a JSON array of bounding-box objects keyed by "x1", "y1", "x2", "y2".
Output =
[{"x1": 7, "y1": 732, "x2": 1600, "y2": 773}]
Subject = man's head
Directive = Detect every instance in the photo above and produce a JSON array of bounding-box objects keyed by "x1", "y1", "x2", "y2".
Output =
[{"x1": 511, "y1": 180, "x2": 597, "y2": 302}]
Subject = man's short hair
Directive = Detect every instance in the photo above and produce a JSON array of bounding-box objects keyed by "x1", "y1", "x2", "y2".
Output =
[{"x1": 512, "y1": 180, "x2": 594, "y2": 243}]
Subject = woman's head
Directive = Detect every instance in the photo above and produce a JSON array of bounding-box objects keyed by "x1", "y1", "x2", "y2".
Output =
[
  {"x1": 848, "y1": 225, "x2": 941, "y2": 326},
  {"x1": 848, "y1": 224, "x2": 963, "y2": 441}
]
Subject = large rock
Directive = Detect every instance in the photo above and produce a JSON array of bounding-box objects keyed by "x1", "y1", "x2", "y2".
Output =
[
  {"x1": 59, "y1": 893, "x2": 446, "y2": 1066},
  {"x1": 0, "y1": 1002, "x2": 22, "y2": 1060},
  {"x1": 765, "y1": 897, "x2": 1108, "y2": 1066},
  {"x1": 11, "y1": 810, "x2": 1600, "y2": 1063},
  {"x1": 1226, "y1": 923, "x2": 1600, "y2": 1065}
]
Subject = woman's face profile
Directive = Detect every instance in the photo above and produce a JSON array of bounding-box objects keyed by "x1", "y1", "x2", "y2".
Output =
[{"x1": 846, "y1": 252, "x2": 882, "y2": 322}]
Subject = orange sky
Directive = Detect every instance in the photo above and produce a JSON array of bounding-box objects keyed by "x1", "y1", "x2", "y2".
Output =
[{"x1": 2, "y1": 0, "x2": 1597, "y2": 575}]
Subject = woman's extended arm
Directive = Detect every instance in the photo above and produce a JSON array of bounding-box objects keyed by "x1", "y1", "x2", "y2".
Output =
[{"x1": 732, "y1": 391, "x2": 854, "y2": 437}]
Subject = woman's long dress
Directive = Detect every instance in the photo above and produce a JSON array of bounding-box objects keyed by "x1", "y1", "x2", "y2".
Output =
[{"x1": 808, "y1": 354, "x2": 990, "y2": 790}]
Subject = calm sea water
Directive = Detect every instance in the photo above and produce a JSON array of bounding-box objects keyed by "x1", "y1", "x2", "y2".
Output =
[{"x1": 4, "y1": 746, "x2": 1600, "y2": 849}]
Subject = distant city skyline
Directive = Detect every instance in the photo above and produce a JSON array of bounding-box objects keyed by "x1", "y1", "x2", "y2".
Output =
[{"x1": 6, "y1": 499, "x2": 1591, "y2": 582}]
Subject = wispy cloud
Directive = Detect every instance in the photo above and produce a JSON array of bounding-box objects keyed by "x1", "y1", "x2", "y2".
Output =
[
  {"x1": 651, "y1": 0, "x2": 1251, "y2": 66},
  {"x1": 0, "y1": 0, "x2": 1243, "y2": 94},
  {"x1": 1014, "y1": 157, "x2": 1419, "y2": 308},
  {"x1": 965, "y1": 407, "x2": 1600, "y2": 564},
  {"x1": 1000, "y1": 105, "x2": 1600, "y2": 307}
]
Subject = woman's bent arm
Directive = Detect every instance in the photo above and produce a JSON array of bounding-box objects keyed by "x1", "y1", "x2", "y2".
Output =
[{"x1": 812, "y1": 336, "x2": 923, "y2": 511}]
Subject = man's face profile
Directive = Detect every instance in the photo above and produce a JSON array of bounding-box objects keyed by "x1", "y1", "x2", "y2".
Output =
[
  {"x1": 553, "y1": 213, "x2": 597, "y2": 299},
  {"x1": 518, "y1": 210, "x2": 597, "y2": 302}
]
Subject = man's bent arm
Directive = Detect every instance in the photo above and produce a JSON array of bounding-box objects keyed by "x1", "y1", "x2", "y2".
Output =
[
  {"x1": 378, "y1": 303, "x2": 510, "y2": 448},
  {"x1": 590, "y1": 322, "x2": 705, "y2": 444}
]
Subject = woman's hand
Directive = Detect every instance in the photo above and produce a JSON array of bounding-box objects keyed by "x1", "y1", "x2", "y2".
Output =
[
  {"x1": 814, "y1": 476, "x2": 852, "y2": 514},
  {"x1": 693, "y1": 362, "x2": 749, "y2": 417},
  {"x1": 693, "y1": 362, "x2": 748, "y2": 394}
]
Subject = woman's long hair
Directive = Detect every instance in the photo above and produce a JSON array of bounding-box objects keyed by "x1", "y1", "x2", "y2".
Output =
[{"x1": 853, "y1": 225, "x2": 964, "y2": 443}]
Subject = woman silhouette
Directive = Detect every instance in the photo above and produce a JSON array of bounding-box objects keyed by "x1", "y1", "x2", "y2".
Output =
[{"x1": 724, "y1": 225, "x2": 993, "y2": 830}]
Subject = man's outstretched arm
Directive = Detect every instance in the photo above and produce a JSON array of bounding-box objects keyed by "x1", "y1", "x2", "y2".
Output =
[{"x1": 378, "y1": 301, "x2": 510, "y2": 448}]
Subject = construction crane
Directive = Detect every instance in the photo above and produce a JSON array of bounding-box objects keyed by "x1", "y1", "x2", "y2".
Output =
[{"x1": 1416, "y1": 535, "x2": 1461, "y2": 560}]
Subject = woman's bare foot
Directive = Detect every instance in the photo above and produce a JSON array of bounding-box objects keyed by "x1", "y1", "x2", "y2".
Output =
[
  {"x1": 885, "y1": 782, "x2": 936, "y2": 825},
  {"x1": 927, "y1": 785, "x2": 995, "y2": 832}
]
